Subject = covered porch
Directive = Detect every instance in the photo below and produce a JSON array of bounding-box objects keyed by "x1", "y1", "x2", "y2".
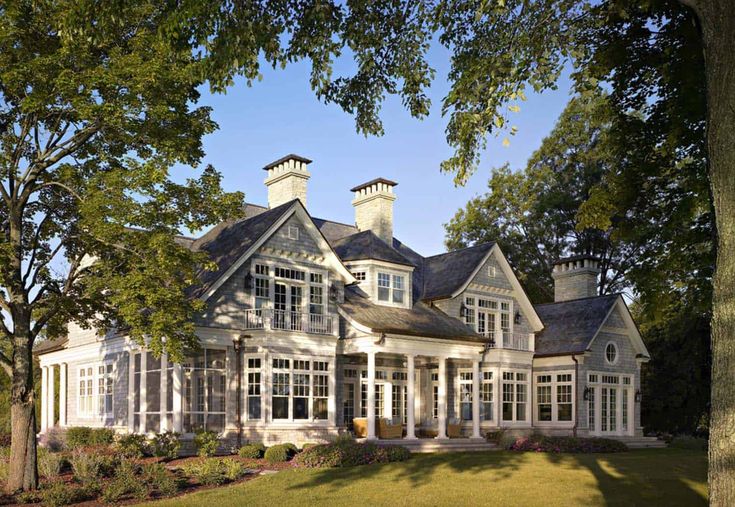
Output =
[{"x1": 338, "y1": 334, "x2": 490, "y2": 441}]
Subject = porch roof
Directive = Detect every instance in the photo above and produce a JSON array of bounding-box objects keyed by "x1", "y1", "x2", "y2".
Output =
[{"x1": 340, "y1": 287, "x2": 486, "y2": 342}]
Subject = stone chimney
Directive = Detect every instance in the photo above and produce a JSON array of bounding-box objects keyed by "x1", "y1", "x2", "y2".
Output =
[
  {"x1": 351, "y1": 178, "x2": 398, "y2": 245},
  {"x1": 551, "y1": 255, "x2": 600, "y2": 302},
  {"x1": 263, "y1": 154, "x2": 312, "y2": 208}
]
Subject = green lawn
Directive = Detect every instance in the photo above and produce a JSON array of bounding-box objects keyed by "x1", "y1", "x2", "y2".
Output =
[{"x1": 146, "y1": 448, "x2": 707, "y2": 507}]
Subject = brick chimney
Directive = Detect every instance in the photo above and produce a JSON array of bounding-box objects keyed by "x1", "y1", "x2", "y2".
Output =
[
  {"x1": 263, "y1": 154, "x2": 312, "y2": 208},
  {"x1": 351, "y1": 178, "x2": 397, "y2": 245},
  {"x1": 551, "y1": 255, "x2": 600, "y2": 302}
]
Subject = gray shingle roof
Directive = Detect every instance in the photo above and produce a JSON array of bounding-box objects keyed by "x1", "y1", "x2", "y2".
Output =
[
  {"x1": 34, "y1": 336, "x2": 68, "y2": 355},
  {"x1": 340, "y1": 287, "x2": 484, "y2": 342},
  {"x1": 332, "y1": 230, "x2": 414, "y2": 267},
  {"x1": 187, "y1": 200, "x2": 296, "y2": 299},
  {"x1": 533, "y1": 294, "x2": 620, "y2": 356},
  {"x1": 421, "y1": 243, "x2": 495, "y2": 300}
]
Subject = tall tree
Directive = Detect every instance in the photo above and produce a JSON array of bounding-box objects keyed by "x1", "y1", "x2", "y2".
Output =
[
  {"x1": 445, "y1": 93, "x2": 632, "y2": 303},
  {"x1": 0, "y1": 0, "x2": 437, "y2": 491}
]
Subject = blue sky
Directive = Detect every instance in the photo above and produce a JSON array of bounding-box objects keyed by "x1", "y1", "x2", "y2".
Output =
[{"x1": 183, "y1": 47, "x2": 574, "y2": 256}]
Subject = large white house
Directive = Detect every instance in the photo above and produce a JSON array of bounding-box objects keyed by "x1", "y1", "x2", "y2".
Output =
[{"x1": 35, "y1": 154, "x2": 650, "y2": 447}]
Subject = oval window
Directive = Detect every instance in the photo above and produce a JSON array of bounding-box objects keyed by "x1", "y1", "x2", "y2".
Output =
[{"x1": 605, "y1": 342, "x2": 618, "y2": 364}]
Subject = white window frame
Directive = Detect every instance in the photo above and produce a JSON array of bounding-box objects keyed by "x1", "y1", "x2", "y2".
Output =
[
  {"x1": 77, "y1": 362, "x2": 113, "y2": 419},
  {"x1": 244, "y1": 355, "x2": 264, "y2": 422},
  {"x1": 501, "y1": 370, "x2": 529, "y2": 424},
  {"x1": 534, "y1": 371, "x2": 575, "y2": 425},
  {"x1": 463, "y1": 295, "x2": 513, "y2": 342},
  {"x1": 250, "y1": 258, "x2": 328, "y2": 318},
  {"x1": 376, "y1": 271, "x2": 407, "y2": 306},
  {"x1": 270, "y1": 356, "x2": 331, "y2": 422},
  {"x1": 605, "y1": 341, "x2": 619, "y2": 365},
  {"x1": 182, "y1": 348, "x2": 227, "y2": 434},
  {"x1": 287, "y1": 225, "x2": 299, "y2": 240}
]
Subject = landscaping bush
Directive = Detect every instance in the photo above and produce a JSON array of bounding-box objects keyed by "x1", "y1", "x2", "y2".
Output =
[
  {"x1": 194, "y1": 429, "x2": 219, "y2": 457},
  {"x1": 181, "y1": 458, "x2": 248, "y2": 486},
  {"x1": 38, "y1": 427, "x2": 65, "y2": 452},
  {"x1": 499, "y1": 432, "x2": 518, "y2": 450},
  {"x1": 114, "y1": 433, "x2": 149, "y2": 458},
  {"x1": 38, "y1": 448, "x2": 65, "y2": 480},
  {"x1": 264, "y1": 444, "x2": 290, "y2": 463},
  {"x1": 152, "y1": 431, "x2": 181, "y2": 459},
  {"x1": 301, "y1": 443, "x2": 318, "y2": 451},
  {"x1": 141, "y1": 462, "x2": 179, "y2": 498},
  {"x1": 40, "y1": 481, "x2": 83, "y2": 507},
  {"x1": 507, "y1": 434, "x2": 628, "y2": 453},
  {"x1": 238, "y1": 443, "x2": 266, "y2": 459},
  {"x1": 69, "y1": 449, "x2": 104, "y2": 483},
  {"x1": 15, "y1": 490, "x2": 41, "y2": 504},
  {"x1": 282, "y1": 442, "x2": 298, "y2": 456},
  {"x1": 64, "y1": 427, "x2": 92, "y2": 449},
  {"x1": 100, "y1": 460, "x2": 148, "y2": 504},
  {"x1": 0, "y1": 447, "x2": 9, "y2": 483},
  {"x1": 333, "y1": 432, "x2": 355, "y2": 445},
  {"x1": 89, "y1": 428, "x2": 115, "y2": 446},
  {"x1": 293, "y1": 441, "x2": 411, "y2": 468},
  {"x1": 485, "y1": 429, "x2": 505, "y2": 444}
]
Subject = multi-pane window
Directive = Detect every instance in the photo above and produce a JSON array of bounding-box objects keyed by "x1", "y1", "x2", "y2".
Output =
[
  {"x1": 622, "y1": 388, "x2": 629, "y2": 431},
  {"x1": 343, "y1": 383, "x2": 355, "y2": 426},
  {"x1": 392, "y1": 384, "x2": 407, "y2": 423},
  {"x1": 183, "y1": 349, "x2": 226, "y2": 433},
  {"x1": 556, "y1": 374, "x2": 573, "y2": 421},
  {"x1": 377, "y1": 272, "x2": 406, "y2": 304},
  {"x1": 502, "y1": 371, "x2": 527, "y2": 422},
  {"x1": 464, "y1": 297, "x2": 511, "y2": 341},
  {"x1": 481, "y1": 371, "x2": 494, "y2": 421},
  {"x1": 272, "y1": 358, "x2": 329, "y2": 421},
  {"x1": 309, "y1": 286, "x2": 324, "y2": 315},
  {"x1": 353, "y1": 271, "x2": 366, "y2": 281},
  {"x1": 459, "y1": 371, "x2": 473, "y2": 420},
  {"x1": 464, "y1": 297, "x2": 476, "y2": 327},
  {"x1": 288, "y1": 225, "x2": 299, "y2": 240},
  {"x1": 97, "y1": 364, "x2": 114, "y2": 416},
  {"x1": 537, "y1": 375, "x2": 552, "y2": 422},
  {"x1": 588, "y1": 385, "x2": 596, "y2": 430},
  {"x1": 145, "y1": 352, "x2": 162, "y2": 432},
  {"x1": 275, "y1": 267, "x2": 305, "y2": 281},
  {"x1": 247, "y1": 358, "x2": 261, "y2": 420},
  {"x1": 254, "y1": 264, "x2": 270, "y2": 313},
  {"x1": 78, "y1": 366, "x2": 94, "y2": 417}
]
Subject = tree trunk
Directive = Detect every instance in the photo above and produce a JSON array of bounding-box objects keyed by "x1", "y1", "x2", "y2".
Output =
[
  {"x1": 699, "y1": 1, "x2": 735, "y2": 505},
  {"x1": 6, "y1": 338, "x2": 38, "y2": 493}
]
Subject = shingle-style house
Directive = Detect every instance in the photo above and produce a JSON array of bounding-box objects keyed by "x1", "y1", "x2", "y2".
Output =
[{"x1": 35, "y1": 155, "x2": 650, "y2": 446}]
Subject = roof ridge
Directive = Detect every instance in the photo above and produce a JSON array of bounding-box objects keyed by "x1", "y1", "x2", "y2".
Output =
[
  {"x1": 534, "y1": 293, "x2": 620, "y2": 307},
  {"x1": 424, "y1": 241, "x2": 494, "y2": 260}
]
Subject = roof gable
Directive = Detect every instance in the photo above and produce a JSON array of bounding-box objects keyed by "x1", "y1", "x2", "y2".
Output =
[
  {"x1": 333, "y1": 230, "x2": 414, "y2": 267},
  {"x1": 422, "y1": 243, "x2": 495, "y2": 300}
]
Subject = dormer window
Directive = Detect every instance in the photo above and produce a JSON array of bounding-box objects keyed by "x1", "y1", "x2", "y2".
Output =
[
  {"x1": 377, "y1": 272, "x2": 405, "y2": 303},
  {"x1": 353, "y1": 271, "x2": 366, "y2": 281}
]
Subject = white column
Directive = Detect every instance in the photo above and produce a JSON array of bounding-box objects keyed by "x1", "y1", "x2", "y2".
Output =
[
  {"x1": 172, "y1": 363, "x2": 183, "y2": 433},
  {"x1": 384, "y1": 381, "x2": 393, "y2": 420},
  {"x1": 128, "y1": 352, "x2": 136, "y2": 432},
  {"x1": 140, "y1": 352, "x2": 147, "y2": 428},
  {"x1": 40, "y1": 366, "x2": 48, "y2": 432},
  {"x1": 160, "y1": 353, "x2": 168, "y2": 432},
  {"x1": 472, "y1": 360, "x2": 481, "y2": 439},
  {"x1": 328, "y1": 354, "x2": 337, "y2": 425},
  {"x1": 59, "y1": 363, "x2": 67, "y2": 427},
  {"x1": 406, "y1": 355, "x2": 416, "y2": 439},
  {"x1": 436, "y1": 357, "x2": 447, "y2": 439},
  {"x1": 367, "y1": 351, "x2": 376, "y2": 439},
  {"x1": 47, "y1": 364, "x2": 56, "y2": 429}
]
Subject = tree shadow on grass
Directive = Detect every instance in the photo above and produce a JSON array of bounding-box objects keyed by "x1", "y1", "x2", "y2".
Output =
[
  {"x1": 284, "y1": 450, "x2": 528, "y2": 494},
  {"x1": 544, "y1": 449, "x2": 707, "y2": 506}
]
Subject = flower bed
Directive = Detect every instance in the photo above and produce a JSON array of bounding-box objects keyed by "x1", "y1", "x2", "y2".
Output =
[{"x1": 506, "y1": 434, "x2": 628, "y2": 453}]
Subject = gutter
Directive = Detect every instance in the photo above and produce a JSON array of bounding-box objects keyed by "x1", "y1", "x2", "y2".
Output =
[{"x1": 572, "y1": 354, "x2": 579, "y2": 437}]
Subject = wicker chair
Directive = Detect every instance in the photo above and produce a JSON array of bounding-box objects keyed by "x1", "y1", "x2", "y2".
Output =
[
  {"x1": 352, "y1": 417, "x2": 368, "y2": 438},
  {"x1": 379, "y1": 418, "x2": 403, "y2": 439},
  {"x1": 447, "y1": 419, "x2": 462, "y2": 438}
]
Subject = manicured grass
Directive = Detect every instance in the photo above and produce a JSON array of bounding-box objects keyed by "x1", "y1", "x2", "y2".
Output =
[{"x1": 145, "y1": 448, "x2": 707, "y2": 507}]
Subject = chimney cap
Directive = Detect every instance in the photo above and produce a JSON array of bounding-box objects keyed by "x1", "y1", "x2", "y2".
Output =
[
  {"x1": 350, "y1": 177, "x2": 398, "y2": 193},
  {"x1": 552, "y1": 254, "x2": 600, "y2": 267},
  {"x1": 263, "y1": 154, "x2": 312, "y2": 170}
]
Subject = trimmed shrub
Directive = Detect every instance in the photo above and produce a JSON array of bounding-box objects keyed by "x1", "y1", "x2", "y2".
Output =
[
  {"x1": 194, "y1": 429, "x2": 219, "y2": 457},
  {"x1": 264, "y1": 444, "x2": 290, "y2": 463},
  {"x1": 69, "y1": 449, "x2": 104, "y2": 483},
  {"x1": 64, "y1": 427, "x2": 92, "y2": 449},
  {"x1": 238, "y1": 443, "x2": 266, "y2": 459},
  {"x1": 89, "y1": 428, "x2": 115, "y2": 446},
  {"x1": 301, "y1": 443, "x2": 318, "y2": 451},
  {"x1": 499, "y1": 432, "x2": 519, "y2": 450},
  {"x1": 222, "y1": 458, "x2": 248, "y2": 481},
  {"x1": 293, "y1": 441, "x2": 411, "y2": 468},
  {"x1": 114, "y1": 433, "x2": 149, "y2": 458},
  {"x1": 282, "y1": 442, "x2": 298, "y2": 456},
  {"x1": 38, "y1": 448, "x2": 65, "y2": 480},
  {"x1": 507, "y1": 434, "x2": 628, "y2": 453},
  {"x1": 333, "y1": 433, "x2": 355, "y2": 445},
  {"x1": 152, "y1": 431, "x2": 181, "y2": 459}
]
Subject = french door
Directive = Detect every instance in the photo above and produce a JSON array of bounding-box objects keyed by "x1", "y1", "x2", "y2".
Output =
[
  {"x1": 589, "y1": 382, "x2": 632, "y2": 436},
  {"x1": 600, "y1": 387, "x2": 617, "y2": 434},
  {"x1": 273, "y1": 283, "x2": 303, "y2": 330}
]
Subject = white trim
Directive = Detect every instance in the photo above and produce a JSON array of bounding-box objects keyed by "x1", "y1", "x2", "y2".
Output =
[
  {"x1": 533, "y1": 370, "x2": 575, "y2": 427},
  {"x1": 588, "y1": 296, "x2": 650, "y2": 359},
  {"x1": 604, "y1": 341, "x2": 619, "y2": 365}
]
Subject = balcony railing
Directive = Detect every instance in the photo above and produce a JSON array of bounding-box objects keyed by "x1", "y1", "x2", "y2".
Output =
[
  {"x1": 244, "y1": 309, "x2": 334, "y2": 335},
  {"x1": 480, "y1": 331, "x2": 533, "y2": 352}
]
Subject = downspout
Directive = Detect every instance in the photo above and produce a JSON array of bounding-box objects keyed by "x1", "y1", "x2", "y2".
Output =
[
  {"x1": 234, "y1": 335, "x2": 244, "y2": 448},
  {"x1": 572, "y1": 354, "x2": 579, "y2": 437}
]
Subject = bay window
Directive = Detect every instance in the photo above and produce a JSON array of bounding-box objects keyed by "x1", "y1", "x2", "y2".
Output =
[{"x1": 271, "y1": 357, "x2": 330, "y2": 421}]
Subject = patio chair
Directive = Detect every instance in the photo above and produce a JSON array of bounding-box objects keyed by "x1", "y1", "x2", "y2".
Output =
[{"x1": 378, "y1": 418, "x2": 403, "y2": 439}]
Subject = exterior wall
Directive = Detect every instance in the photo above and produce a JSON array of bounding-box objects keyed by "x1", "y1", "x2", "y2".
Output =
[{"x1": 65, "y1": 351, "x2": 130, "y2": 429}]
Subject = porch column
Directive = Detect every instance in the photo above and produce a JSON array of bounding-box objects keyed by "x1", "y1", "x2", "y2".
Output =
[
  {"x1": 172, "y1": 362, "x2": 183, "y2": 432},
  {"x1": 367, "y1": 351, "x2": 376, "y2": 439},
  {"x1": 405, "y1": 355, "x2": 417, "y2": 439},
  {"x1": 59, "y1": 363, "x2": 67, "y2": 427},
  {"x1": 472, "y1": 360, "x2": 481, "y2": 439},
  {"x1": 328, "y1": 354, "x2": 337, "y2": 425},
  {"x1": 47, "y1": 364, "x2": 56, "y2": 429},
  {"x1": 40, "y1": 366, "x2": 48, "y2": 432},
  {"x1": 160, "y1": 353, "x2": 168, "y2": 432},
  {"x1": 436, "y1": 356, "x2": 447, "y2": 439}
]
